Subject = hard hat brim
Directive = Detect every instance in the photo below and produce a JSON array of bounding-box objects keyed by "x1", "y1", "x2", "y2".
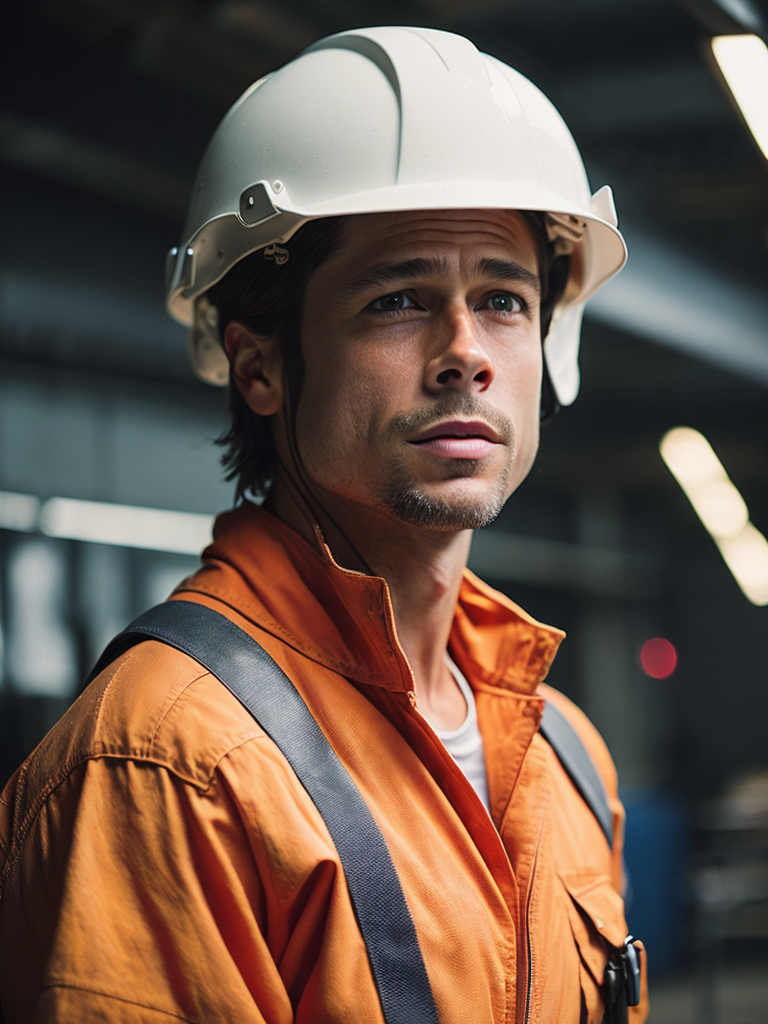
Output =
[{"x1": 169, "y1": 183, "x2": 626, "y2": 331}]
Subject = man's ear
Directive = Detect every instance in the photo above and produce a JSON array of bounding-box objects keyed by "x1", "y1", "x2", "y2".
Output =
[{"x1": 223, "y1": 321, "x2": 284, "y2": 416}]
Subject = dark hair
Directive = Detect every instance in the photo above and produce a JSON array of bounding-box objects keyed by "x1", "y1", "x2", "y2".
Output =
[
  {"x1": 519, "y1": 210, "x2": 571, "y2": 422},
  {"x1": 519, "y1": 210, "x2": 570, "y2": 337},
  {"x1": 211, "y1": 216, "x2": 346, "y2": 502},
  {"x1": 212, "y1": 211, "x2": 568, "y2": 501}
]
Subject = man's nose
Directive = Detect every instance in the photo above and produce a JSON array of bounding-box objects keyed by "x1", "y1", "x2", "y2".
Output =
[{"x1": 424, "y1": 309, "x2": 495, "y2": 393}]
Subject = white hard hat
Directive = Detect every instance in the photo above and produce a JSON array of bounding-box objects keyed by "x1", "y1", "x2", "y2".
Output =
[{"x1": 166, "y1": 25, "x2": 627, "y2": 405}]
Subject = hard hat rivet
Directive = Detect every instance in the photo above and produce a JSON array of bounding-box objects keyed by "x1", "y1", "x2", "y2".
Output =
[
  {"x1": 246, "y1": 195, "x2": 255, "y2": 207},
  {"x1": 273, "y1": 180, "x2": 284, "y2": 193}
]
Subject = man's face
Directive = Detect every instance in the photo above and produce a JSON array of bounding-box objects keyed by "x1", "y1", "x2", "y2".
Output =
[{"x1": 282, "y1": 208, "x2": 543, "y2": 533}]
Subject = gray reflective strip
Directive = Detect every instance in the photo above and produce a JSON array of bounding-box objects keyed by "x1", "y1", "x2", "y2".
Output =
[
  {"x1": 89, "y1": 600, "x2": 440, "y2": 1024},
  {"x1": 539, "y1": 700, "x2": 614, "y2": 848}
]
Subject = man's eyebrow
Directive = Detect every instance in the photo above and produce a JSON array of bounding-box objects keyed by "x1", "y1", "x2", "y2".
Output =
[
  {"x1": 477, "y1": 257, "x2": 541, "y2": 294},
  {"x1": 342, "y1": 257, "x2": 451, "y2": 298},
  {"x1": 341, "y1": 255, "x2": 541, "y2": 298}
]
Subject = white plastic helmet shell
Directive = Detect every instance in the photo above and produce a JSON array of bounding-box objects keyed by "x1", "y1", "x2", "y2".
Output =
[{"x1": 166, "y1": 25, "x2": 627, "y2": 404}]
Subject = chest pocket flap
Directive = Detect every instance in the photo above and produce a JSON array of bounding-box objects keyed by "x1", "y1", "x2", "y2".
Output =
[{"x1": 559, "y1": 871, "x2": 628, "y2": 986}]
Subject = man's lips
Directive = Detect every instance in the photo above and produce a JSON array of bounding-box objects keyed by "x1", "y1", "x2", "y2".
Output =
[{"x1": 408, "y1": 420, "x2": 502, "y2": 459}]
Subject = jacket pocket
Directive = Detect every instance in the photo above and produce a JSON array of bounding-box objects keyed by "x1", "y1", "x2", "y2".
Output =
[{"x1": 559, "y1": 872, "x2": 629, "y2": 1022}]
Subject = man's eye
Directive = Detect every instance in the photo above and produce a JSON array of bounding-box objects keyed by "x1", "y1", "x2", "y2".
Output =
[
  {"x1": 483, "y1": 293, "x2": 523, "y2": 313},
  {"x1": 370, "y1": 292, "x2": 416, "y2": 311}
]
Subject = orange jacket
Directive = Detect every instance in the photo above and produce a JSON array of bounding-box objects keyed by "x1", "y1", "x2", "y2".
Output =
[{"x1": 0, "y1": 503, "x2": 648, "y2": 1023}]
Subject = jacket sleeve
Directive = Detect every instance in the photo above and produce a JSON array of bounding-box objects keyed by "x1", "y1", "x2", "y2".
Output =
[{"x1": 0, "y1": 754, "x2": 293, "y2": 1024}]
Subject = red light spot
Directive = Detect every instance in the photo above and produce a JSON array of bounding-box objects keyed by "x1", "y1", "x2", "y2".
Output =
[{"x1": 640, "y1": 638, "x2": 678, "y2": 679}]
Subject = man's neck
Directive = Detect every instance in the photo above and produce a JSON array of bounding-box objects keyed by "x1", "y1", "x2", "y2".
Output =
[
  {"x1": 370, "y1": 526, "x2": 471, "y2": 731},
  {"x1": 267, "y1": 480, "x2": 473, "y2": 730}
]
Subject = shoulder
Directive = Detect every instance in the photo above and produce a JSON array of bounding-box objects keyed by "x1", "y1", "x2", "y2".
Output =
[
  {"x1": 57, "y1": 639, "x2": 265, "y2": 786},
  {"x1": 0, "y1": 639, "x2": 270, "y2": 880},
  {"x1": 93, "y1": 639, "x2": 268, "y2": 783}
]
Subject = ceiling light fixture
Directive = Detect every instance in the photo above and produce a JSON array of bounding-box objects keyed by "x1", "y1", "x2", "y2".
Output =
[
  {"x1": 38, "y1": 497, "x2": 213, "y2": 555},
  {"x1": 660, "y1": 427, "x2": 768, "y2": 605},
  {"x1": 711, "y1": 33, "x2": 768, "y2": 160},
  {"x1": 0, "y1": 489, "x2": 212, "y2": 555}
]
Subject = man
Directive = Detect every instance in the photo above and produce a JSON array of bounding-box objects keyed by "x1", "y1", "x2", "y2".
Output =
[{"x1": 0, "y1": 26, "x2": 647, "y2": 1024}]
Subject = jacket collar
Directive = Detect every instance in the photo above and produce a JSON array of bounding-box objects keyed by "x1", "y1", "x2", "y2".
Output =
[{"x1": 179, "y1": 502, "x2": 564, "y2": 697}]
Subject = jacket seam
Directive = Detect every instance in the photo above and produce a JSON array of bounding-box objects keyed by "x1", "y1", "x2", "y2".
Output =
[
  {"x1": 148, "y1": 668, "x2": 218, "y2": 751},
  {"x1": 1, "y1": 647, "x2": 142, "y2": 901},
  {"x1": 174, "y1": 585, "x2": 332, "y2": 666},
  {"x1": 1, "y1": 647, "x2": 213, "y2": 900},
  {"x1": 0, "y1": 736, "x2": 274, "y2": 904},
  {"x1": 173, "y1": 586, "x2": 401, "y2": 689},
  {"x1": 39, "y1": 980, "x2": 200, "y2": 1022}
]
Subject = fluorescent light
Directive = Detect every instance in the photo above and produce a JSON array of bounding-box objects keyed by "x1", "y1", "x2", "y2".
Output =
[
  {"x1": 717, "y1": 523, "x2": 768, "y2": 605},
  {"x1": 659, "y1": 426, "x2": 725, "y2": 487},
  {"x1": 661, "y1": 427, "x2": 768, "y2": 606},
  {"x1": 0, "y1": 490, "x2": 214, "y2": 555},
  {"x1": 687, "y1": 477, "x2": 749, "y2": 539},
  {"x1": 711, "y1": 34, "x2": 768, "y2": 160},
  {"x1": 38, "y1": 497, "x2": 213, "y2": 554},
  {"x1": 660, "y1": 427, "x2": 747, "y2": 538}
]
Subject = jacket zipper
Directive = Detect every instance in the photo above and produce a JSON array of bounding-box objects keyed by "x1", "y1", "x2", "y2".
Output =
[
  {"x1": 522, "y1": 817, "x2": 545, "y2": 1024},
  {"x1": 407, "y1": 687, "x2": 542, "y2": 1024}
]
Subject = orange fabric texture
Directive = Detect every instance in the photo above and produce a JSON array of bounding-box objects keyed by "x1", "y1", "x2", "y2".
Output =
[{"x1": 0, "y1": 503, "x2": 648, "y2": 1023}]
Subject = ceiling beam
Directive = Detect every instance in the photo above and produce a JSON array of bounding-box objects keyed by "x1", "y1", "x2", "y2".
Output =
[{"x1": 587, "y1": 221, "x2": 768, "y2": 387}]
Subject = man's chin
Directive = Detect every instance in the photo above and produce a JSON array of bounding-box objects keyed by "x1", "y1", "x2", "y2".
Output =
[{"x1": 379, "y1": 482, "x2": 508, "y2": 532}]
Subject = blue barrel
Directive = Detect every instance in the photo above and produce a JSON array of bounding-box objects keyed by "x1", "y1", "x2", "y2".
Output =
[{"x1": 621, "y1": 786, "x2": 688, "y2": 976}]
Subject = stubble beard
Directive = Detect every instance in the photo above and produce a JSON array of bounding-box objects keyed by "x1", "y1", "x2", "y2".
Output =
[
  {"x1": 381, "y1": 465, "x2": 511, "y2": 531},
  {"x1": 376, "y1": 398, "x2": 516, "y2": 532}
]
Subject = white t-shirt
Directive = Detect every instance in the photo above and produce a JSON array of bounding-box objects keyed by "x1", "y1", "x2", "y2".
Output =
[{"x1": 435, "y1": 654, "x2": 491, "y2": 815}]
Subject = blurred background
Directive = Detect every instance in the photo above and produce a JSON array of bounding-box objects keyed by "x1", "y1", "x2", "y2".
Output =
[{"x1": 3, "y1": 0, "x2": 768, "y2": 1019}]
